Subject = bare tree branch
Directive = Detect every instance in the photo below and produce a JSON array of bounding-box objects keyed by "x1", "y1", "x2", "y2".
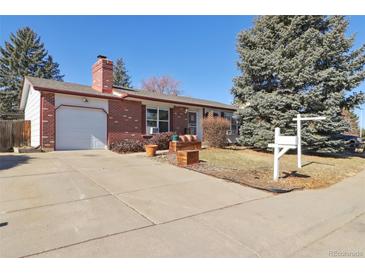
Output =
[{"x1": 141, "y1": 75, "x2": 182, "y2": 95}]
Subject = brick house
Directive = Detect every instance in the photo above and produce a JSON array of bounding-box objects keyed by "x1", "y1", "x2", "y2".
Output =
[{"x1": 19, "y1": 56, "x2": 237, "y2": 151}]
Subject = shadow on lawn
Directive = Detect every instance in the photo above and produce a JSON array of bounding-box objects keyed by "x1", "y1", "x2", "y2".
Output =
[
  {"x1": 0, "y1": 154, "x2": 31, "y2": 171},
  {"x1": 282, "y1": 171, "x2": 311, "y2": 179},
  {"x1": 306, "y1": 151, "x2": 365, "y2": 159},
  {"x1": 228, "y1": 145, "x2": 365, "y2": 159},
  {"x1": 301, "y1": 161, "x2": 335, "y2": 167}
]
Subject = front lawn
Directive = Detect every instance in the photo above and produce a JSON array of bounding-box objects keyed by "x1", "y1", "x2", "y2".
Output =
[
  {"x1": 157, "y1": 147, "x2": 365, "y2": 192},
  {"x1": 193, "y1": 148, "x2": 365, "y2": 191}
]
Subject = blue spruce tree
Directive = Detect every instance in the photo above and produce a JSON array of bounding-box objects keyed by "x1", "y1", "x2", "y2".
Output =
[{"x1": 232, "y1": 16, "x2": 365, "y2": 152}]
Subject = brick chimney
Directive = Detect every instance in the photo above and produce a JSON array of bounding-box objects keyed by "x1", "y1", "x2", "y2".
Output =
[{"x1": 92, "y1": 55, "x2": 113, "y2": 93}]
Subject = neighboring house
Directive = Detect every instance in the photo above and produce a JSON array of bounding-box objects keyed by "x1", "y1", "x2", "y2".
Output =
[{"x1": 19, "y1": 56, "x2": 237, "y2": 151}]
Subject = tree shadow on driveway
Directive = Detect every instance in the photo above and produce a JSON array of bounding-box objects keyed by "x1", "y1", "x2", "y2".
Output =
[{"x1": 0, "y1": 155, "x2": 31, "y2": 171}]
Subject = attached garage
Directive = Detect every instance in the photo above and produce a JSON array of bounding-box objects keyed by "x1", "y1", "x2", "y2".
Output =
[
  {"x1": 56, "y1": 106, "x2": 107, "y2": 150},
  {"x1": 52, "y1": 93, "x2": 110, "y2": 151}
]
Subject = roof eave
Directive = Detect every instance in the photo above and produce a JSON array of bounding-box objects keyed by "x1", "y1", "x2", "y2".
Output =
[
  {"x1": 32, "y1": 86, "x2": 123, "y2": 100},
  {"x1": 114, "y1": 87, "x2": 236, "y2": 110},
  {"x1": 122, "y1": 93, "x2": 236, "y2": 111}
]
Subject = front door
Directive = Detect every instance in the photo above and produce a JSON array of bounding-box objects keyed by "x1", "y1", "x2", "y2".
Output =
[{"x1": 188, "y1": 112, "x2": 197, "y2": 135}]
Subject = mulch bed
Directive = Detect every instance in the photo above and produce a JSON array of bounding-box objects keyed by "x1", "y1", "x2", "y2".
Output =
[{"x1": 154, "y1": 152, "x2": 304, "y2": 193}]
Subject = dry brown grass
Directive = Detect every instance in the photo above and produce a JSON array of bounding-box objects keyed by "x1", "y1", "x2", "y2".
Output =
[{"x1": 192, "y1": 147, "x2": 365, "y2": 191}]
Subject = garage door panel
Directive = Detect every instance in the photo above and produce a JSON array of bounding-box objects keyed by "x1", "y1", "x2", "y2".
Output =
[{"x1": 56, "y1": 106, "x2": 107, "y2": 150}]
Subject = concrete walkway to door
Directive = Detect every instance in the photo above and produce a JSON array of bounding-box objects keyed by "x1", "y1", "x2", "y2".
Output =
[{"x1": 0, "y1": 150, "x2": 364, "y2": 257}]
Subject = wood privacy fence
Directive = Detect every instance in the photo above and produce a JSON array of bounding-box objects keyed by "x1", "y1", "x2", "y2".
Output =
[{"x1": 0, "y1": 120, "x2": 31, "y2": 151}]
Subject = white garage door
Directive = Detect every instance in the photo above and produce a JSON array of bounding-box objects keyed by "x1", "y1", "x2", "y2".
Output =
[{"x1": 56, "y1": 106, "x2": 107, "y2": 150}]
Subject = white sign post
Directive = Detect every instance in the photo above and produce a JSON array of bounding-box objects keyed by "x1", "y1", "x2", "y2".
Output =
[
  {"x1": 268, "y1": 114, "x2": 326, "y2": 181},
  {"x1": 293, "y1": 114, "x2": 326, "y2": 168},
  {"x1": 268, "y1": 128, "x2": 297, "y2": 181}
]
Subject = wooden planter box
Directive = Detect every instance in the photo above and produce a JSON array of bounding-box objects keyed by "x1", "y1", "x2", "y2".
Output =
[
  {"x1": 169, "y1": 141, "x2": 202, "y2": 152},
  {"x1": 177, "y1": 150, "x2": 199, "y2": 167}
]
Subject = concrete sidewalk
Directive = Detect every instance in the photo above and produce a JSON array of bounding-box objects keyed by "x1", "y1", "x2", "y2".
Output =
[{"x1": 0, "y1": 150, "x2": 364, "y2": 257}]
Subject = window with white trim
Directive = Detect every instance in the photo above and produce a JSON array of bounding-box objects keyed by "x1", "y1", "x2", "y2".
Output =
[{"x1": 146, "y1": 107, "x2": 169, "y2": 134}]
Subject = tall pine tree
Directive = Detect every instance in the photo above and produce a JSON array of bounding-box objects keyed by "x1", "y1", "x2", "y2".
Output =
[
  {"x1": 232, "y1": 16, "x2": 365, "y2": 153},
  {"x1": 113, "y1": 57, "x2": 132, "y2": 88},
  {"x1": 0, "y1": 27, "x2": 63, "y2": 113}
]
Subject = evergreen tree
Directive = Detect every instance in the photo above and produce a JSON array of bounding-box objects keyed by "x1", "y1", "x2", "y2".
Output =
[
  {"x1": 232, "y1": 16, "x2": 365, "y2": 152},
  {"x1": 113, "y1": 57, "x2": 132, "y2": 88},
  {"x1": 0, "y1": 91, "x2": 18, "y2": 114},
  {"x1": 0, "y1": 27, "x2": 63, "y2": 113}
]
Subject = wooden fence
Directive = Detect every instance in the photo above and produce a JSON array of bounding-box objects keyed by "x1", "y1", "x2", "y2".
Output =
[{"x1": 0, "y1": 120, "x2": 31, "y2": 151}]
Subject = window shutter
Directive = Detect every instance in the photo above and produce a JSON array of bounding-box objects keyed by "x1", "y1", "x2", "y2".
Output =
[
  {"x1": 170, "y1": 108, "x2": 173, "y2": 132},
  {"x1": 141, "y1": 105, "x2": 146, "y2": 134}
]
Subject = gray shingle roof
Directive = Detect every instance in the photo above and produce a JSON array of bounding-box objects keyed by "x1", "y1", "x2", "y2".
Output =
[
  {"x1": 116, "y1": 86, "x2": 236, "y2": 110},
  {"x1": 25, "y1": 76, "x2": 120, "y2": 98},
  {"x1": 25, "y1": 76, "x2": 236, "y2": 110}
]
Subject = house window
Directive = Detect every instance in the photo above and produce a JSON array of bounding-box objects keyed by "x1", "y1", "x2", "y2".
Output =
[
  {"x1": 203, "y1": 110, "x2": 220, "y2": 118},
  {"x1": 158, "y1": 109, "x2": 169, "y2": 132},
  {"x1": 146, "y1": 107, "x2": 169, "y2": 134},
  {"x1": 231, "y1": 117, "x2": 238, "y2": 133},
  {"x1": 224, "y1": 112, "x2": 238, "y2": 134}
]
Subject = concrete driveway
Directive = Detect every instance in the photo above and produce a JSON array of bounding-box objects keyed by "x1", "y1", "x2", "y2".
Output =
[{"x1": 0, "y1": 150, "x2": 364, "y2": 257}]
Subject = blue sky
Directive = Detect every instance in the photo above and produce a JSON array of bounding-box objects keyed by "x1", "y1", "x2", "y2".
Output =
[{"x1": 0, "y1": 15, "x2": 364, "y2": 127}]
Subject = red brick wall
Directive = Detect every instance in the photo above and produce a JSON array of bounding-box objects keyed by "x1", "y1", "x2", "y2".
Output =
[
  {"x1": 108, "y1": 100, "x2": 143, "y2": 144},
  {"x1": 41, "y1": 92, "x2": 55, "y2": 151},
  {"x1": 39, "y1": 92, "x2": 197, "y2": 150},
  {"x1": 92, "y1": 58, "x2": 113, "y2": 93},
  {"x1": 172, "y1": 106, "x2": 188, "y2": 135}
]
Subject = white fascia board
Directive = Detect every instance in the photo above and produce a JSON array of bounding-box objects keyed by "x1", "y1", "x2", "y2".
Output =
[{"x1": 19, "y1": 78, "x2": 32, "y2": 110}]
